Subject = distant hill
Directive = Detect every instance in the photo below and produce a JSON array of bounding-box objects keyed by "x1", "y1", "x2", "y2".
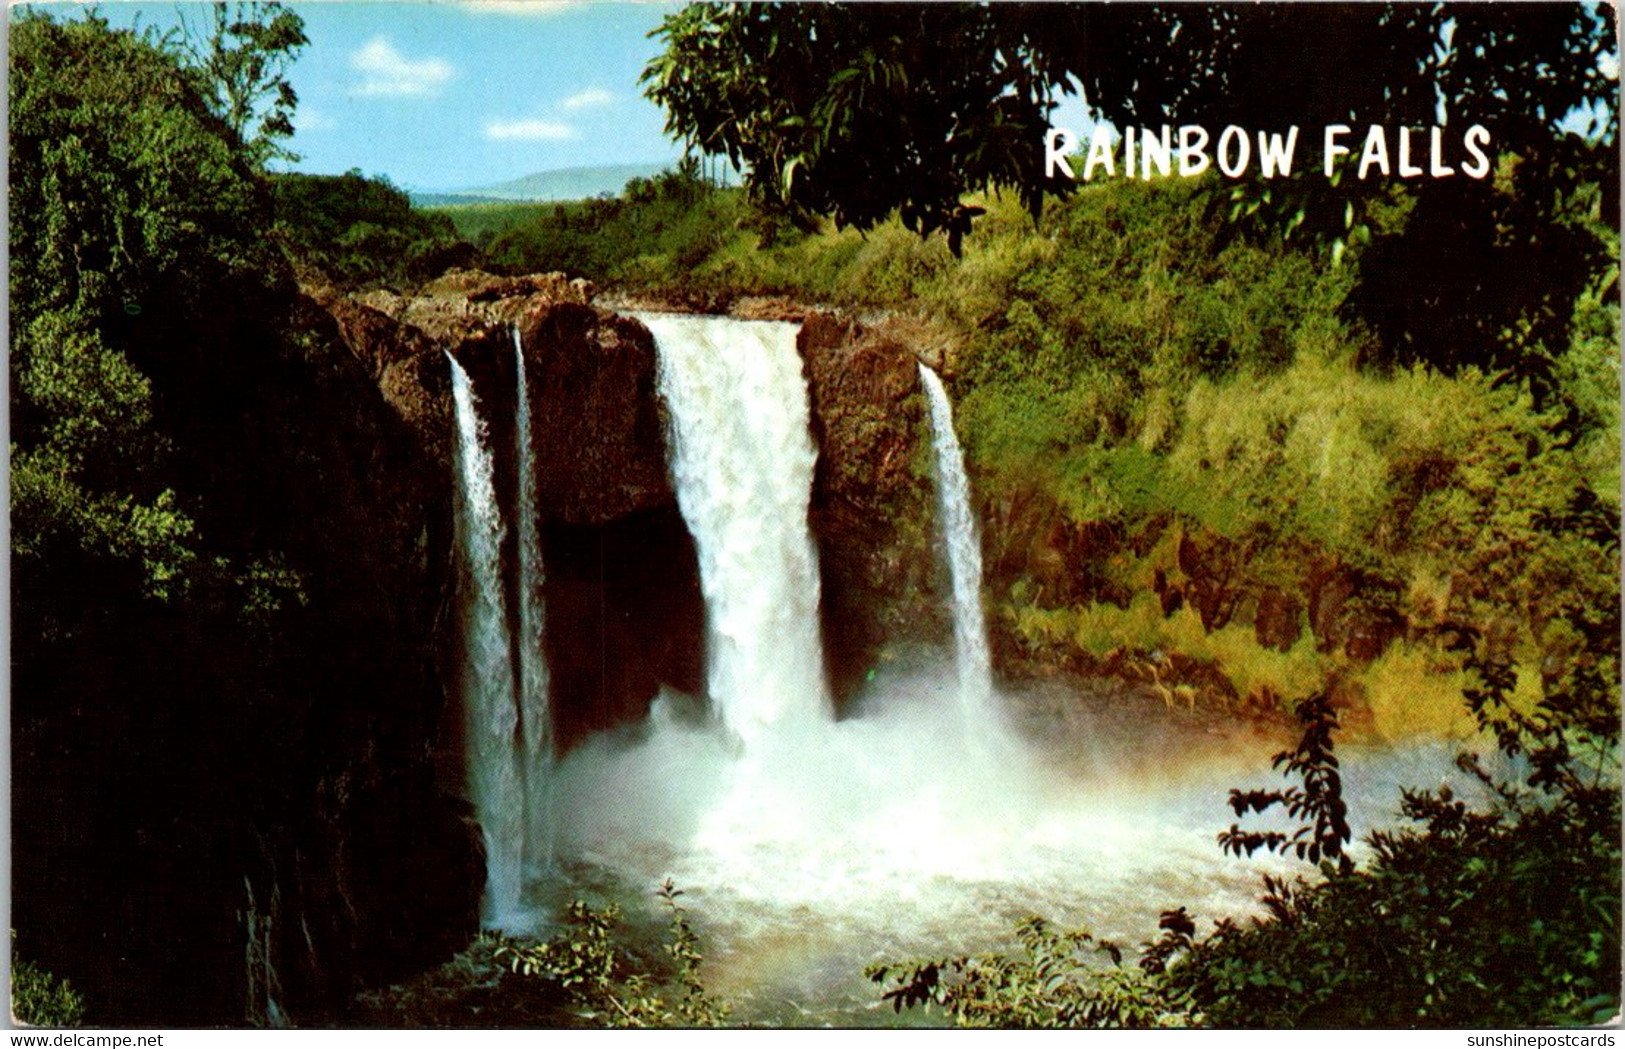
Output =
[
  {"x1": 411, "y1": 163, "x2": 670, "y2": 205},
  {"x1": 408, "y1": 192, "x2": 512, "y2": 207}
]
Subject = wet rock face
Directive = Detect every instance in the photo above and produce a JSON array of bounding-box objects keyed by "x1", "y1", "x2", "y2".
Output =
[
  {"x1": 520, "y1": 307, "x2": 674, "y2": 524},
  {"x1": 798, "y1": 312, "x2": 942, "y2": 704},
  {"x1": 324, "y1": 270, "x2": 671, "y2": 525},
  {"x1": 543, "y1": 507, "x2": 707, "y2": 754},
  {"x1": 1255, "y1": 588, "x2": 1306, "y2": 652},
  {"x1": 325, "y1": 275, "x2": 975, "y2": 731}
]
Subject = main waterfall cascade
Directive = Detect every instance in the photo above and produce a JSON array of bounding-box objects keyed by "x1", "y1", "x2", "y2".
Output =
[{"x1": 641, "y1": 313, "x2": 832, "y2": 749}]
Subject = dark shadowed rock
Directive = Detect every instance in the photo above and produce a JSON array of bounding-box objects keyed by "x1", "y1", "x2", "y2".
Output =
[{"x1": 1255, "y1": 587, "x2": 1305, "y2": 652}]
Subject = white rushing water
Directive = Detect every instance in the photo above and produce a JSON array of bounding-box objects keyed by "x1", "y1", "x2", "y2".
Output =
[
  {"x1": 446, "y1": 352, "x2": 524, "y2": 926},
  {"x1": 918, "y1": 364, "x2": 1001, "y2": 735},
  {"x1": 643, "y1": 313, "x2": 831, "y2": 749},
  {"x1": 513, "y1": 330, "x2": 554, "y2": 880}
]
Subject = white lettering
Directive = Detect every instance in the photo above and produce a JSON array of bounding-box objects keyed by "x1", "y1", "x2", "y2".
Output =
[
  {"x1": 1045, "y1": 127, "x2": 1077, "y2": 180},
  {"x1": 1357, "y1": 125, "x2": 1390, "y2": 179},
  {"x1": 1323, "y1": 124, "x2": 1352, "y2": 177},
  {"x1": 1258, "y1": 127, "x2": 1298, "y2": 177}
]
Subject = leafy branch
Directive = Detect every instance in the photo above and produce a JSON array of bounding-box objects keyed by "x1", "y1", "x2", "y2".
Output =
[
  {"x1": 1220, "y1": 684, "x2": 1354, "y2": 875},
  {"x1": 495, "y1": 879, "x2": 727, "y2": 1028}
]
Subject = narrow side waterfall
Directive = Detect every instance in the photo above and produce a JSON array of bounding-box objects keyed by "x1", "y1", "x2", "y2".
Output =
[
  {"x1": 918, "y1": 363, "x2": 998, "y2": 728},
  {"x1": 446, "y1": 352, "x2": 524, "y2": 926},
  {"x1": 642, "y1": 314, "x2": 830, "y2": 748},
  {"x1": 512, "y1": 330, "x2": 553, "y2": 877}
]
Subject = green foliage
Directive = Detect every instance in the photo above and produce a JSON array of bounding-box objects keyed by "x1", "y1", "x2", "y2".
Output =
[
  {"x1": 430, "y1": 201, "x2": 558, "y2": 247},
  {"x1": 496, "y1": 881, "x2": 729, "y2": 1028},
  {"x1": 271, "y1": 170, "x2": 475, "y2": 288},
  {"x1": 867, "y1": 915, "x2": 1196, "y2": 1028},
  {"x1": 645, "y1": 3, "x2": 1618, "y2": 392},
  {"x1": 8, "y1": 11, "x2": 276, "y2": 611},
  {"x1": 9, "y1": 10, "x2": 278, "y2": 325},
  {"x1": 1168, "y1": 641, "x2": 1621, "y2": 1027},
  {"x1": 1346, "y1": 141, "x2": 1619, "y2": 417},
  {"x1": 955, "y1": 179, "x2": 1350, "y2": 488},
  {"x1": 1220, "y1": 688, "x2": 1354, "y2": 874},
  {"x1": 10, "y1": 311, "x2": 197, "y2": 601},
  {"x1": 645, "y1": 3, "x2": 1065, "y2": 253},
  {"x1": 465, "y1": 167, "x2": 741, "y2": 285},
  {"x1": 993, "y1": 327, "x2": 1615, "y2": 725},
  {"x1": 175, "y1": 2, "x2": 308, "y2": 166},
  {"x1": 11, "y1": 948, "x2": 88, "y2": 1028}
]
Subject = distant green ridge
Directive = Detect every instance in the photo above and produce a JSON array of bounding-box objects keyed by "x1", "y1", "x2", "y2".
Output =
[{"x1": 412, "y1": 163, "x2": 670, "y2": 204}]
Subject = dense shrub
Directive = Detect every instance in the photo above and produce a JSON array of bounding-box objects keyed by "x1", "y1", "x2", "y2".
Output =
[
  {"x1": 271, "y1": 170, "x2": 475, "y2": 287},
  {"x1": 494, "y1": 882, "x2": 729, "y2": 1028},
  {"x1": 11, "y1": 950, "x2": 88, "y2": 1028}
]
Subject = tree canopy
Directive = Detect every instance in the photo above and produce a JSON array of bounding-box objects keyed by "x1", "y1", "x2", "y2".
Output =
[{"x1": 10, "y1": 10, "x2": 283, "y2": 608}]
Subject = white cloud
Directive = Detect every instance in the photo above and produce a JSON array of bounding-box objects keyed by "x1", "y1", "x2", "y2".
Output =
[
  {"x1": 561, "y1": 88, "x2": 614, "y2": 111},
  {"x1": 457, "y1": 1, "x2": 578, "y2": 17},
  {"x1": 295, "y1": 106, "x2": 337, "y2": 132},
  {"x1": 485, "y1": 118, "x2": 576, "y2": 141},
  {"x1": 350, "y1": 37, "x2": 453, "y2": 97}
]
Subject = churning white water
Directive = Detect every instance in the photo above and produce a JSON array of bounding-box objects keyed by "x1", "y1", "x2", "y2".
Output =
[
  {"x1": 446, "y1": 352, "x2": 524, "y2": 926},
  {"x1": 643, "y1": 313, "x2": 831, "y2": 749},
  {"x1": 513, "y1": 330, "x2": 554, "y2": 879}
]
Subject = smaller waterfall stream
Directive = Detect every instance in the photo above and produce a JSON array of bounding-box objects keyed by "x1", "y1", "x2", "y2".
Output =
[
  {"x1": 918, "y1": 364, "x2": 1000, "y2": 733},
  {"x1": 513, "y1": 330, "x2": 553, "y2": 878},
  {"x1": 446, "y1": 352, "x2": 524, "y2": 926}
]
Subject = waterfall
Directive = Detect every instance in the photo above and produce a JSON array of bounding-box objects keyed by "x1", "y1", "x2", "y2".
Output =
[
  {"x1": 512, "y1": 329, "x2": 553, "y2": 877},
  {"x1": 918, "y1": 363, "x2": 998, "y2": 728},
  {"x1": 642, "y1": 314, "x2": 830, "y2": 749},
  {"x1": 446, "y1": 352, "x2": 524, "y2": 926}
]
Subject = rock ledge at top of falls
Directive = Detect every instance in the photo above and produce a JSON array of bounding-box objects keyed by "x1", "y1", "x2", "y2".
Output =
[
  {"x1": 600, "y1": 289, "x2": 813, "y2": 323},
  {"x1": 313, "y1": 268, "x2": 673, "y2": 525}
]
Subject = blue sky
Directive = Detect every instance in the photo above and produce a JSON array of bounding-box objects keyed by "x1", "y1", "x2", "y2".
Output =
[
  {"x1": 38, "y1": 1, "x2": 695, "y2": 191},
  {"x1": 29, "y1": 0, "x2": 1103, "y2": 193}
]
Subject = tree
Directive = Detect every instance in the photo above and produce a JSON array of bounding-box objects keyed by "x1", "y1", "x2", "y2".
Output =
[
  {"x1": 177, "y1": 2, "x2": 309, "y2": 167},
  {"x1": 643, "y1": 3, "x2": 1067, "y2": 254},
  {"x1": 648, "y1": 3, "x2": 1616, "y2": 245}
]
